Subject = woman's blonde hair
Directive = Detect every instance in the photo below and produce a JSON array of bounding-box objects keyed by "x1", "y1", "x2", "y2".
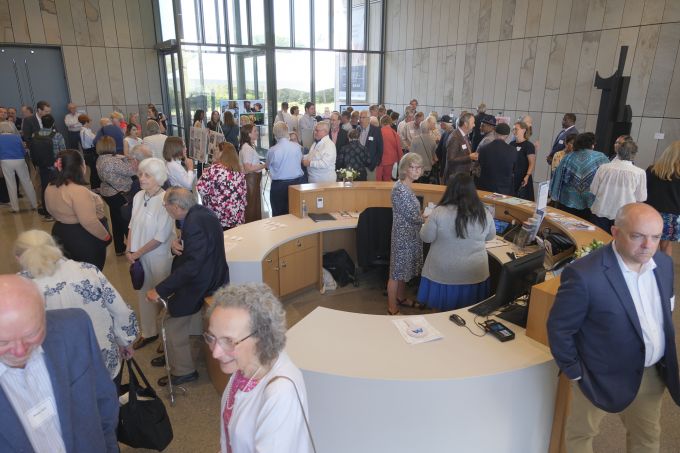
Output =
[
  {"x1": 398, "y1": 152, "x2": 423, "y2": 180},
  {"x1": 96, "y1": 136, "x2": 117, "y2": 155},
  {"x1": 14, "y1": 230, "x2": 63, "y2": 278},
  {"x1": 651, "y1": 140, "x2": 680, "y2": 181},
  {"x1": 216, "y1": 142, "x2": 242, "y2": 172}
]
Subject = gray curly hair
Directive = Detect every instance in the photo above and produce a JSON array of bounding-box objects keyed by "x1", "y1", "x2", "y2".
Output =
[{"x1": 207, "y1": 283, "x2": 287, "y2": 366}]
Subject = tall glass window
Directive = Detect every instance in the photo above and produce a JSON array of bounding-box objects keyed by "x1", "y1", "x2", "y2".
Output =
[
  {"x1": 276, "y1": 49, "x2": 311, "y2": 110},
  {"x1": 333, "y1": 0, "x2": 348, "y2": 50},
  {"x1": 314, "y1": 0, "x2": 330, "y2": 49},
  {"x1": 158, "y1": 0, "x2": 384, "y2": 145},
  {"x1": 159, "y1": 0, "x2": 176, "y2": 41},
  {"x1": 273, "y1": 0, "x2": 291, "y2": 46},
  {"x1": 351, "y1": 0, "x2": 365, "y2": 51},
  {"x1": 293, "y1": 0, "x2": 310, "y2": 48}
]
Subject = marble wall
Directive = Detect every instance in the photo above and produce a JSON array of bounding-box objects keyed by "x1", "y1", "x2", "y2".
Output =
[
  {"x1": 0, "y1": 0, "x2": 163, "y2": 131},
  {"x1": 384, "y1": 0, "x2": 680, "y2": 183}
]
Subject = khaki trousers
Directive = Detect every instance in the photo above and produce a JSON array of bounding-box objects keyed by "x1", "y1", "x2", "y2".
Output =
[
  {"x1": 566, "y1": 366, "x2": 666, "y2": 453},
  {"x1": 164, "y1": 311, "x2": 200, "y2": 376}
]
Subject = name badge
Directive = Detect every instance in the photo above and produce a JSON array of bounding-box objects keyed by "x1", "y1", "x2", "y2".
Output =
[
  {"x1": 462, "y1": 144, "x2": 467, "y2": 150},
  {"x1": 516, "y1": 146, "x2": 522, "y2": 151},
  {"x1": 368, "y1": 136, "x2": 374, "y2": 141},
  {"x1": 27, "y1": 398, "x2": 57, "y2": 430},
  {"x1": 558, "y1": 140, "x2": 564, "y2": 145}
]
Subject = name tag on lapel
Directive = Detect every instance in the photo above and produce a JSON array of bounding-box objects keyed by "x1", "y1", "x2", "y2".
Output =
[
  {"x1": 462, "y1": 144, "x2": 467, "y2": 150},
  {"x1": 368, "y1": 136, "x2": 374, "y2": 141},
  {"x1": 517, "y1": 146, "x2": 522, "y2": 151},
  {"x1": 558, "y1": 140, "x2": 564, "y2": 145}
]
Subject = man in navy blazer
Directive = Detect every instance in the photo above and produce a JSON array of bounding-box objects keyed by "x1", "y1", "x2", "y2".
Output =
[
  {"x1": 358, "y1": 110, "x2": 384, "y2": 172},
  {"x1": 148, "y1": 187, "x2": 229, "y2": 386},
  {"x1": 0, "y1": 275, "x2": 119, "y2": 452},
  {"x1": 547, "y1": 203, "x2": 680, "y2": 453}
]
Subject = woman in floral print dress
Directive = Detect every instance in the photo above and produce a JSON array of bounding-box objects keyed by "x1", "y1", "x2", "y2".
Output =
[
  {"x1": 197, "y1": 142, "x2": 248, "y2": 230},
  {"x1": 14, "y1": 229, "x2": 138, "y2": 381}
]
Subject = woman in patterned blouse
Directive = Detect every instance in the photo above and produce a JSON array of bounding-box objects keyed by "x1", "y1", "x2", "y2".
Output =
[
  {"x1": 15, "y1": 229, "x2": 138, "y2": 380},
  {"x1": 197, "y1": 142, "x2": 247, "y2": 230}
]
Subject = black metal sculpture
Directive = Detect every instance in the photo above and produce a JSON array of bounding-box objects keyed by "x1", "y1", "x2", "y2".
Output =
[{"x1": 594, "y1": 46, "x2": 632, "y2": 157}]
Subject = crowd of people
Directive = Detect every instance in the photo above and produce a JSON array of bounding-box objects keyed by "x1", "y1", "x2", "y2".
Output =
[{"x1": 1, "y1": 95, "x2": 680, "y2": 453}]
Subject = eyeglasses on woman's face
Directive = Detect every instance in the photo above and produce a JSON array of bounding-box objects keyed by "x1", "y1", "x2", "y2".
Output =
[{"x1": 202, "y1": 330, "x2": 257, "y2": 351}]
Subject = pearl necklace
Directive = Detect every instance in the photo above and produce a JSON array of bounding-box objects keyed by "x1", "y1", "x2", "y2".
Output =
[{"x1": 225, "y1": 365, "x2": 262, "y2": 410}]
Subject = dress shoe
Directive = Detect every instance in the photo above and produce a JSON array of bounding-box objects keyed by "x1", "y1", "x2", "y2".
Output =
[
  {"x1": 151, "y1": 355, "x2": 166, "y2": 367},
  {"x1": 157, "y1": 371, "x2": 199, "y2": 387},
  {"x1": 132, "y1": 335, "x2": 158, "y2": 350},
  {"x1": 156, "y1": 342, "x2": 164, "y2": 354}
]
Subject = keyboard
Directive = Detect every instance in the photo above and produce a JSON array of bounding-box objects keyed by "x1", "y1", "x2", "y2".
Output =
[{"x1": 468, "y1": 295, "x2": 501, "y2": 316}]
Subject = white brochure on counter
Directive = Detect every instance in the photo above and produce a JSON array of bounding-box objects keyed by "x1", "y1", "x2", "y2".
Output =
[{"x1": 392, "y1": 316, "x2": 443, "y2": 345}]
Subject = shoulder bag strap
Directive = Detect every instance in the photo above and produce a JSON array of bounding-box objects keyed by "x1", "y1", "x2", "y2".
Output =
[{"x1": 266, "y1": 376, "x2": 317, "y2": 453}]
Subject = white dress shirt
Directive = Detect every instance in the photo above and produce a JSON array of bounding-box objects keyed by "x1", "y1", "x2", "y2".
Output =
[
  {"x1": 166, "y1": 159, "x2": 195, "y2": 189},
  {"x1": 0, "y1": 347, "x2": 67, "y2": 453},
  {"x1": 590, "y1": 159, "x2": 647, "y2": 220},
  {"x1": 306, "y1": 135, "x2": 336, "y2": 183},
  {"x1": 612, "y1": 243, "x2": 666, "y2": 367},
  {"x1": 80, "y1": 127, "x2": 96, "y2": 149},
  {"x1": 142, "y1": 134, "x2": 168, "y2": 159},
  {"x1": 298, "y1": 114, "x2": 317, "y2": 150},
  {"x1": 64, "y1": 113, "x2": 82, "y2": 132}
]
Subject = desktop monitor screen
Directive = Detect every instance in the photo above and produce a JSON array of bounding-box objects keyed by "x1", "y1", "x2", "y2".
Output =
[{"x1": 495, "y1": 249, "x2": 546, "y2": 308}]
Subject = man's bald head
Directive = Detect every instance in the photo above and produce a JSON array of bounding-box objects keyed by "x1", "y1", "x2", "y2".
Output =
[
  {"x1": 612, "y1": 203, "x2": 663, "y2": 270},
  {"x1": 614, "y1": 203, "x2": 662, "y2": 231},
  {"x1": 0, "y1": 275, "x2": 46, "y2": 368}
]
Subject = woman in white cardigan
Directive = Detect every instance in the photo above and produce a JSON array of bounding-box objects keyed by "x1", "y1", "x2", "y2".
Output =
[
  {"x1": 162, "y1": 136, "x2": 195, "y2": 189},
  {"x1": 205, "y1": 283, "x2": 314, "y2": 453}
]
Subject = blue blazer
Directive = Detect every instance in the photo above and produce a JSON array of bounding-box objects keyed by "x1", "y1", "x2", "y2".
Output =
[
  {"x1": 156, "y1": 204, "x2": 229, "y2": 317},
  {"x1": 547, "y1": 244, "x2": 680, "y2": 412},
  {"x1": 0, "y1": 308, "x2": 119, "y2": 452}
]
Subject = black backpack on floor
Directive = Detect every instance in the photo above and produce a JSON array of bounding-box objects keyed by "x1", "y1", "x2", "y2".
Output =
[{"x1": 323, "y1": 249, "x2": 358, "y2": 287}]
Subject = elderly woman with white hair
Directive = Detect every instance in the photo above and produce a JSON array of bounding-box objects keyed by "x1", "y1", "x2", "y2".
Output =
[
  {"x1": 126, "y1": 157, "x2": 175, "y2": 350},
  {"x1": 0, "y1": 121, "x2": 38, "y2": 212},
  {"x1": 14, "y1": 229, "x2": 138, "y2": 379},
  {"x1": 388, "y1": 153, "x2": 426, "y2": 315},
  {"x1": 206, "y1": 283, "x2": 313, "y2": 453},
  {"x1": 409, "y1": 116, "x2": 438, "y2": 183}
]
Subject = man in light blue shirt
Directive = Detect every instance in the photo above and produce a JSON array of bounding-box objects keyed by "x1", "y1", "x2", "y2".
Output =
[{"x1": 267, "y1": 121, "x2": 304, "y2": 216}]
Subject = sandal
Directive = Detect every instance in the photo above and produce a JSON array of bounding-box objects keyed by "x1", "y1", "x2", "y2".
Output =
[
  {"x1": 387, "y1": 308, "x2": 401, "y2": 316},
  {"x1": 397, "y1": 298, "x2": 425, "y2": 310}
]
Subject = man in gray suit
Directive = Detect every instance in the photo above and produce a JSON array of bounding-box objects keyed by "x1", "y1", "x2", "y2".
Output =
[{"x1": 444, "y1": 112, "x2": 477, "y2": 183}]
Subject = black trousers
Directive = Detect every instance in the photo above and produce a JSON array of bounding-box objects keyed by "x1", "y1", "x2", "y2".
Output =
[
  {"x1": 83, "y1": 148, "x2": 101, "y2": 189},
  {"x1": 270, "y1": 176, "x2": 305, "y2": 216},
  {"x1": 37, "y1": 165, "x2": 54, "y2": 208},
  {"x1": 52, "y1": 221, "x2": 109, "y2": 270},
  {"x1": 67, "y1": 130, "x2": 81, "y2": 149},
  {"x1": 102, "y1": 193, "x2": 128, "y2": 254}
]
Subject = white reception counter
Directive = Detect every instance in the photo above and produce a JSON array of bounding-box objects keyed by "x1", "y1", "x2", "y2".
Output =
[{"x1": 286, "y1": 307, "x2": 558, "y2": 453}]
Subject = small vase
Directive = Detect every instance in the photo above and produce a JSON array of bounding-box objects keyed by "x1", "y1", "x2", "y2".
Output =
[{"x1": 343, "y1": 177, "x2": 354, "y2": 187}]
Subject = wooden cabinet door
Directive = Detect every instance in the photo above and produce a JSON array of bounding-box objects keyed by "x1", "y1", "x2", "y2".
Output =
[
  {"x1": 279, "y1": 247, "x2": 319, "y2": 296},
  {"x1": 262, "y1": 248, "x2": 280, "y2": 297}
]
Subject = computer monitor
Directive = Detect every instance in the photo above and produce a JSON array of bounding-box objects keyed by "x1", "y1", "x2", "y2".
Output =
[{"x1": 469, "y1": 249, "x2": 546, "y2": 327}]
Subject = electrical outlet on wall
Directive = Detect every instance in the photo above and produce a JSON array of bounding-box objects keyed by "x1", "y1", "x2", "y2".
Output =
[{"x1": 316, "y1": 197, "x2": 324, "y2": 209}]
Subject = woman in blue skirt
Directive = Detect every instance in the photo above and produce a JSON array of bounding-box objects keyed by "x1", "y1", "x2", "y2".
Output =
[{"x1": 418, "y1": 173, "x2": 495, "y2": 311}]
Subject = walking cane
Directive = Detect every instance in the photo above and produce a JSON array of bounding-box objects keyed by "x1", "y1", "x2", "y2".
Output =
[{"x1": 157, "y1": 297, "x2": 187, "y2": 406}]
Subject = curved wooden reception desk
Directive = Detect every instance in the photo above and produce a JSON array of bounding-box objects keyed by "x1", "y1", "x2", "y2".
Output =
[{"x1": 214, "y1": 182, "x2": 611, "y2": 453}]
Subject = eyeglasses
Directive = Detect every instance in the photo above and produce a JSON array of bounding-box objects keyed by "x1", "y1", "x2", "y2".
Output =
[
  {"x1": 409, "y1": 165, "x2": 423, "y2": 170},
  {"x1": 202, "y1": 331, "x2": 257, "y2": 350}
]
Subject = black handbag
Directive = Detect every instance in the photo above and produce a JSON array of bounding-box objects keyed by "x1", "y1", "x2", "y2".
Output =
[{"x1": 117, "y1": 358, "x2": 173, "y2": 451}]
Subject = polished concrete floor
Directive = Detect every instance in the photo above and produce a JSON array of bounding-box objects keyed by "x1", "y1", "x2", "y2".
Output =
[{"x1": 1, "y1": 194, "x2": 680, "y2": 452}]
